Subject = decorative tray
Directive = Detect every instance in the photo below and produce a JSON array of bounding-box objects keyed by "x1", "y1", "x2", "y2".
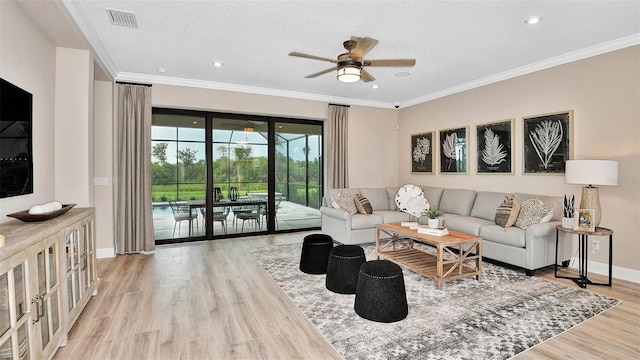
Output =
[{"x1": 6, "y1": 204, "x2": 76, "y2": 222}]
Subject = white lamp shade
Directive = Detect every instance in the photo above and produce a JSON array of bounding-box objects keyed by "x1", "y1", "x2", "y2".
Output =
[
  {"x1": 337, "y1": 66, "x2": 361, "y2": 83},
  {"x1": 565, "y1": 160, "x2": 618, "y2": 186}
]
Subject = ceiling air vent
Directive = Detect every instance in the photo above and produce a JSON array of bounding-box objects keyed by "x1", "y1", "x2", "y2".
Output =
[{"x1": 106, "y1": 9, "x2": 138, "y2": 28}]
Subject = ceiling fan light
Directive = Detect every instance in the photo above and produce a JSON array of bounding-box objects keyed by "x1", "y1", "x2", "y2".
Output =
[{"x1": 337, "y1": 65, "x2": 361, "y2": 83}]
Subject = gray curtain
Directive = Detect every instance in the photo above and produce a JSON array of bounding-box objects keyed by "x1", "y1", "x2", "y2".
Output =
[
  {"x1": 327, "y1": 104, "x2": 349, "y2": 188},
  {"x1": 115, "y1": 84, "x2": 154, "y2": 254}
]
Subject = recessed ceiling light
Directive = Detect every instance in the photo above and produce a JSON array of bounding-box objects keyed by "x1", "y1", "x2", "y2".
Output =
[
  {"x1": 525, "y1": 16, "x2": 542, "y2": 24},
  {"x1": 213, "y1": 62, "x2": 223, "y2": 67},
  {"x1": 372, "y1": 84, "x2": 379, "y2": 89},
  {"x1": 395, "y1": 72, "x2": 410, "y2": 77},
  {"x1": 157, "y1": 67, "x2": 166, "y2": 73}
]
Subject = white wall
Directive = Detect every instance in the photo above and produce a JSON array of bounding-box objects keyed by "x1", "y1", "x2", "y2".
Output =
[
  {"x1": 398, "y1": 46, "x2": 640, "y2": 278},
  {"x1": 0, "y1": 1, "x2": 57, "y2": 217}
]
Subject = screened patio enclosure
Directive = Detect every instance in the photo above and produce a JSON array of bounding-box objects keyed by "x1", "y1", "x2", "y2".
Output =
[{"x1": 151, "y1": 109, "x2": 322, "y2": 243}]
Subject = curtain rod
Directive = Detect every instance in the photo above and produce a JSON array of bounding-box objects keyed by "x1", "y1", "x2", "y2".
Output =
[
  {"x1": 328, "y1": 103, "x2": 350, "y2": 107},
  {"x1": 116, "y1": 81, "x2": 152, "y2": 87}
]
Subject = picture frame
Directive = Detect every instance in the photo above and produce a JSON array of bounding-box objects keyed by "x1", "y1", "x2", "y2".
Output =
[
  {"x1": 476, "y1": 119, "x2": 514, "y2": 174},
  {"x1": 523, "y1": 110, "x2": 573, "y2": 175},
  {"x1": 439, "y1": 126, "x2": 468, "y2": 174},
  {"x1": 411, "y1": 131, "x2": 435, "y2": 174},
  {"x1": 574, "y1": 209, "x2": 595, "y2": 232}
]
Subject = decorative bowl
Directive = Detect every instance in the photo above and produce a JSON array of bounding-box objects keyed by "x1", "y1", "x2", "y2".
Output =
[{"x1": 7, "y1": 204, "x2": 76, "y2": 222}]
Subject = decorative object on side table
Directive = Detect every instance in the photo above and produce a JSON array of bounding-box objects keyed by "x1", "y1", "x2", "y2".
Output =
[
  {"x1": 423, "y1": 208, "x2": 443, "y2": 229},
  {"x1": 574, "y1": 209, "x2": 595, "y2": 232},
  {"x1": 565, "y1": 159, "x2": 619, "y2": 227},
  {"x1": 562, "y1": 194, "x2": 575, "y2": 228}
]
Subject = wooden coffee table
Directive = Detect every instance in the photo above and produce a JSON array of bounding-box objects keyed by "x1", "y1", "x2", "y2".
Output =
[{"x1": 375, "y1": 222, "x2": 483, "y2": 289}]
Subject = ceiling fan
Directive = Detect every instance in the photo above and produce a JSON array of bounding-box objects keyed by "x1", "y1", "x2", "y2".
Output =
[{"x1": 289, "y1": 36, "x2": 416, "y2": 83}]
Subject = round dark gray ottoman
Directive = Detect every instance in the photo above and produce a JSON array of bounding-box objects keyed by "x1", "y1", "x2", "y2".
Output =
[
  {"x1": 354, "y1": 260, "x2": 408, "y2": 323},
  {"x1": 299, "y1": 234, "x2": 334, "y2": 274},
  {"x1": 326, "y1": 245, "x2": 366, "y2": 294}
]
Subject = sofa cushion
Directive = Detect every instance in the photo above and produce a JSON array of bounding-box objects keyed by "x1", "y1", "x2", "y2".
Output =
[
  {"x1": 494, "y1": 195, "x2": 521, "y2": 228},
  {"x1": 360, "y1": 188, "x2": 390, "y2": 211},
  {"x1": 329, "y1": 188, "x2": 360, "y2": 208},
  {"x1": 354, "y1": 194, "x2": 373, "y2": 214},
  {"x1": 386, "y1": 187, "x2": 400, "y2": 210},
  {"x1": 514, "y1": 197, "x2": 555, "y2": 229},
  {"x1": 471, "y1": 191, "x2": 510, "y2": 221},
  {"x1": 480, "y1": 225, "x2": 526, "y2": 248},
  {"x1": 376, "y1": 210, "x2": 412, "y2": 223},
  {"x1": 516, "y1": 193, "x2": 563, "y2": 221},
  {"x1": 419, "y1": 186, "x2": 445, "y2": 210},
  {"x1": 333, "y1": 191, "x2": 358, "y2": 215},
  {"x1": 351, "y1": 213, "x2": 384, "y2": 230},
  {"x1": 440, "y1": 214, "x2": 492, "y2": 236},
  {"x1": 439, "y1": 188, "x2": 477, "y2": 216}
]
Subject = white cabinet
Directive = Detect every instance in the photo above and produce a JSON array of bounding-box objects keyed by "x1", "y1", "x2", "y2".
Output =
[
  {"x1": 63, "y1": 219, "x2": 97, "y2": 328},
  {"x1": 0, "y1": 208, "x2": 96, "y2": 360}
]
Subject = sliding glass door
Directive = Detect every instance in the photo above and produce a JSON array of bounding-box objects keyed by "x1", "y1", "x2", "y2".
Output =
[{"x1": 151, "y1": 108, "x2": 322, "y2": 243}]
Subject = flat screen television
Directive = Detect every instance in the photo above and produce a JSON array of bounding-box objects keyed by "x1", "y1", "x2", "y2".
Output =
[{"x1": 0, "y1": 78, "x2": 33, "y2": 198}]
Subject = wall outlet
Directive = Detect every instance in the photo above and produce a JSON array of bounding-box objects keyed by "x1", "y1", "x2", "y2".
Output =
[{"x1": 592, "y1": 239, "x2": 600, "y2": 251}]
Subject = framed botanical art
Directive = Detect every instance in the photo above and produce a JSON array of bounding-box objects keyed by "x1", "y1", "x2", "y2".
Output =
[
  {"x1": 476, "y1": 119, "x2": 514, "y2": 174},
  {"x1": 574, "y1": 209, "x2": 595, "y2": 232},
  {"x1": 523, "y1": 110, "x2": 573, "y2": 175},
  {"x1": 439, "y1": 126, "x2": 468, "y2": 174},
  {"x1": 411, "y1": 131, "x2": 434, "y2": 174}
]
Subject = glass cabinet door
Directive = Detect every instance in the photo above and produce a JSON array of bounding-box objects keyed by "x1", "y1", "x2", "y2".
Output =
[
  {"x1": 0, "y1": 262, "x2": 30, "y2": 360},
  {"x1": 33, "y1": 243, "x2": 60, "y2": 354}
]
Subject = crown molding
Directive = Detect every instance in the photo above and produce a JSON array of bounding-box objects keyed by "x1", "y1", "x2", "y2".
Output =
[
  {"x1": 115, "y1": 72, "x2": 393, "y2": 109},
  {"x1": 402, "y1": 34, "x2": 640, "y2": 108},
  {"x1": 60, "y1": 0, "x2": 119, "y2": 79}
]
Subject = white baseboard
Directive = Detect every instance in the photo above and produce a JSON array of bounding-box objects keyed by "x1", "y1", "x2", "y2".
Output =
[
  {"x1": 96, "y1": 247, "x2": 115, "y2": 258},
  {"x1": 569, "y1": 257, "x2": 640, "y2": 284}
]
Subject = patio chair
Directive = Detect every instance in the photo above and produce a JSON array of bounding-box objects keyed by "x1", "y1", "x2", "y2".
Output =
[
  {"x1": 169, "y1": 200, "x2": 198, "y2": 237},
  {"x1": 200, "y1": 204, "x2": 230, "y2": 234},
  {"x1": 262, "y1": 195, "x2": 282, "y2": 229},
  {"x1": 236, "y1": 210, "x2": 260, "y2": 232}
]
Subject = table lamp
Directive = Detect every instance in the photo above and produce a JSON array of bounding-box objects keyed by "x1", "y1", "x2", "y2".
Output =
[{"x1": 565, "y1": 160, "x2": 618, "y2": 227}]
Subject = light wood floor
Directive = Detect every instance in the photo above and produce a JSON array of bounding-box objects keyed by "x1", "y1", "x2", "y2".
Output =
[{"x1": 54, "y1": 233, "x2": 640, "y2": 359}]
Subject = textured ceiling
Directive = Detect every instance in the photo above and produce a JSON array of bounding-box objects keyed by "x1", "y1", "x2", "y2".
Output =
[{"x1": 50, "y1": 1, "x2": 640, "y2": 107}]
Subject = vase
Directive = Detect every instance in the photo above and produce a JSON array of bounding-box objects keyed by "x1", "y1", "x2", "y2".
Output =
[
  {"x1": 428, "y1": 218, "x2": 439, "y2": 229},
  {"x1": 562, "y1": 217, "x2": 573, "y2": 228},
  {"x1": 228, "y1": 187, "x2": 239, "y2": 201}
]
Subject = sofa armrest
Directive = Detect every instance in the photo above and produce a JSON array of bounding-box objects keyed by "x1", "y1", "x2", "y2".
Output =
[{"x1": 320, "y1": 206, "x2": 351, "y2": 221}]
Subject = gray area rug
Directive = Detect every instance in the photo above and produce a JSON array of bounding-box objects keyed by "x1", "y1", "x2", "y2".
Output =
[{"x1": 250, "y1": 242, "x2": 620, "y2": 360}]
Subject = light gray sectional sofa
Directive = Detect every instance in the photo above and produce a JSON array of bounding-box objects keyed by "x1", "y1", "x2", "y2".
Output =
[{"x1": 320, "y1": 186, "x2": 572, "y2": 275}]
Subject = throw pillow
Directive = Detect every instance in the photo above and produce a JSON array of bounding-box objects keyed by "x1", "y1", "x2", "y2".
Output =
[
  {"x1": 333, "y1": 191, "x2": 358, "y2": 215},
  {"x1": 354, "y1": 194, "x2": 373, "y2": 214},
  {"x1": 514, "y1": 197, "x2": 555, "y2": 229},
  {"x1": 494, "y1": 195, "x2": 520, "y2": 228}
]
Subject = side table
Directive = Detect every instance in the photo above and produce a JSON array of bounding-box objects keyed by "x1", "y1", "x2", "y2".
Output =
[{"x1": 555, "y1": 225, "x2": 613, "y2": 288}]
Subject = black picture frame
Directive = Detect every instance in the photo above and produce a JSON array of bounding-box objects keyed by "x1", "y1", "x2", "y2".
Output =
[
  {"x1": 411, "y1": 131, "x2": 434, "y2": 174},
  {"x1": 523, "y1": 110, "x2": 573, "y2": 175},
  {"x1": 439, "y1": 126, "x2": 468, "y2": 174},
  {"x1": 476, "y1": 119, "x2": 514, "y2": 174}
]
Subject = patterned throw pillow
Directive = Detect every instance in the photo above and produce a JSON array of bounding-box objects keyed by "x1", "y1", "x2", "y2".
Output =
[
  {"x1": 514, "y1": 197, "x2": 556, "y2": 230},
  {"x1": 495, "y1": 195, "x2": 520, "y2": 228},
  {"x1": 333, "y1": 191, "x2": 358, "y2": 215},
  {"x1": 354, "y1": 194, "x2": 373, "y2": 214}
]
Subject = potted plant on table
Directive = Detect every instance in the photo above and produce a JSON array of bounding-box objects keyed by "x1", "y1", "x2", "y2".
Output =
[
  {"x1": 563, "y1": 194, "x2": 575, "y2": 228},
  {"x1": 423, "y1": 208, "x2": 443, "y2": 229}
]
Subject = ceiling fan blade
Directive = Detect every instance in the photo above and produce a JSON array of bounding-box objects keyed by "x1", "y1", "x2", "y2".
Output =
[
  {"x1": 304, "y1": 67, "x2": 336, "y2": 78},
  {"x1": 364, "y1": 59, "x2": 416, "y2": 67},
  {"x1": 360, "y1": 68, "x2": 376, "y2": 82},
  {"x1": 289, "y1": 52, "x2": 337, "y2": 63},
  {"x1": 351, "y1": 36, "x2": 379, "y2": 58}
]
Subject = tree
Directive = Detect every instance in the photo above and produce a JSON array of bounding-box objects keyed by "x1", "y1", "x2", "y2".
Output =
[
  {"x1": 233, "y1": 146, "x2": 252, "y2": 190},
  {"x1": 152, "y1": 143, "x2": 168, "y2": 163}
]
